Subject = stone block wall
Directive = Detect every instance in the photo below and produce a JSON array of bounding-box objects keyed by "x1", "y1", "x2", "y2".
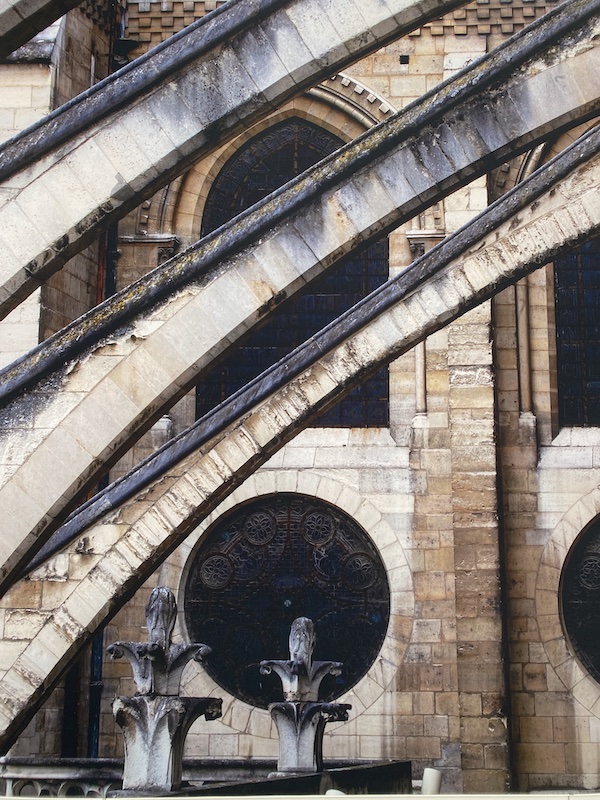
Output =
[
  {"x1": 61, "y1": 0, "x2": 536, "y2": 789},
  {"x1": 0, "y1": 6, "x2": 113, "y2": 361},
  {"x1": 123, "y1": 0, "x2": 560, "y2": 60},
  {"x1": 0, "y1": 62, "x2": 53, "y2": 368},
  {"x1": 38, "y1": 8, "x2": 112, "y2": 339},
  {"x1": 0, "y1": 63, "x2": 53, "y2": 142},
  {"x1": 1, "y1": 0, "x2": 593, "y2": 793},
  {"x1": 494, "y1": 124, "x2": 600, "y2": 791}
]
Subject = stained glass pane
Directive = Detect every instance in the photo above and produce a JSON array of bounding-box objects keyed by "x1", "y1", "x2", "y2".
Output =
[
  {"x1": 555, "y1": 235, "x2": 600, "y2": 426},
  {"x1": 561, "y1": 518, "x2": 600, "y2": 683},
  {"x1": 184, "y1": 494, "x2": 391, "y2": 708},
  {"x1": 197, "y1": 118, "x2": 389, "y2": 427}
]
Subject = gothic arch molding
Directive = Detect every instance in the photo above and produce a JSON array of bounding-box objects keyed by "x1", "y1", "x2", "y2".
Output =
[
  {"x1": 489, "y1": 118, "x2": 600, "y2": 203},
  {"x1": 491, "y1": 118, "x2": 600, "y2": 441},
  {"x1": 160, "y1": 74, "x2": 397, "y2": 241},
  {"x1": 537, "y1": 486, "x2": 600, "y2": 715}
]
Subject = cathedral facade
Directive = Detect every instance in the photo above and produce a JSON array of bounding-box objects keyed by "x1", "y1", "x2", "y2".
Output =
[{"x1": 0, "y1": 0, "x2": 599, "y2": 793}]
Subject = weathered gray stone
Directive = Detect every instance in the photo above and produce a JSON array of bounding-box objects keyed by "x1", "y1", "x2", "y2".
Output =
[
  {"x1": 0, "y1": 0, "x2": 81, "y2": 58},
  {"x1": 0, "y1": 119, "x2": 595, "y2": 755},
  {"x1": 260, "y1": 618, "x2": 351, "y2": 775},
  {"x1": 108, "y1": 588, "x2": 222, "y2": 792},
  {"x1": 0, "y1": 0, "x2": 469, "y2": 318},
  {"x1": 261, "y1": 617, "x2": 343, "y2": 703},
  {"x1": 114, "y1": 695, "x2": 221, "y2": 792},
  {"x1": 0, "y1": 4, "x2": 596, "y2": 603}
]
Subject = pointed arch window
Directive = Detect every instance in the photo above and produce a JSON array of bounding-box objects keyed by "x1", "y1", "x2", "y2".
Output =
[
  {"x1": 555, "y1": 235, "x2": 600, "y2": 426},
  {"x1": 196, "y1": 118, "x2": 389, "y2": 427}
]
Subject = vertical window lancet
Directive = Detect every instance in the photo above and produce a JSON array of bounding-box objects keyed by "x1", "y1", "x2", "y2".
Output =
[
  {"x1": 196, "y1": 118, "x2": 389, "y2": 427},
  {"x1": 555, "y1": 235, "x2": 600, "y2": 427}
]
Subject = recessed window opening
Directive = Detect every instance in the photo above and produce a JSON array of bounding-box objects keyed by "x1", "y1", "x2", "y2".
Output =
[
  {"x1": 196, "y1": 118, "x2": 389, "y2": 427},
  {"x1": 183, "y1": 493, "x2": 391, "y2": 708},
  {"x1": 554, "y1": 235, "x2": 600, "y2": 427}
]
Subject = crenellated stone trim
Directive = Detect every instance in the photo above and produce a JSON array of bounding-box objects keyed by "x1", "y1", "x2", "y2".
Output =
[{"x1": 124, "y1": 0, "x2": 564, "y2": 52}]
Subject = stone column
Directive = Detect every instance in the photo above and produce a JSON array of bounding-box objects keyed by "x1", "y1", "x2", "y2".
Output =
[
  {"x1": 108, "y1": 587, "x2": 222, "y2": 792},
  {"x1": 260, "y1": 617, "x2": 351, "y2": 776},
  {"x1": 449, "y1": 304, "x2": 511, "y2": 791},
  {"x1": 113, "y1": 695, "x2": 221, "y2": 792}
]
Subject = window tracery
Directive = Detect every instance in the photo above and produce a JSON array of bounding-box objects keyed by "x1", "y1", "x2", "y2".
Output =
[{"x1": 183, "y1": 494, "x2": 390, "y2": 708}]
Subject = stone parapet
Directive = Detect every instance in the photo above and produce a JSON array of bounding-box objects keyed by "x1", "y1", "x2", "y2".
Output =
[{"x1": 124, "y1": 0, "x2": 562, "y2": 53}]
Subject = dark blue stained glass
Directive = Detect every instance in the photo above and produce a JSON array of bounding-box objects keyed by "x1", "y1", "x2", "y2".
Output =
[
  {"x1": 184, "y1": 494, "x2": 390, "y2": 707},
  {"x1": 562, "y1": 517, "x2": 600, "y2": 684},
  {"x1": 196, "y1": 118, "x2": 389, "y2": 427},
  {"x1": 555, "y1": 234, "x2": 600, "y2": 426},
  {"x1": 563, "y1": 399, "x2": 583, "y2": 419},
  {"x1": 590, "y1": 346, "x2": 600, "y2": 371},
  {"x1": 562, "y1": 254, "x2": 580, "y2": 268},
  {"x1": 583, "y1": 254, "x2": 600, "y2": 272},
  {"x1": 557, "y1": 323, "x2": 579, "y2": 340},
  {"x1": 320, "y1": 403, "x2": 342, "y2": 426},
  {"x1": 558, "y1": 291, "x2": 579, "y2": 311}
]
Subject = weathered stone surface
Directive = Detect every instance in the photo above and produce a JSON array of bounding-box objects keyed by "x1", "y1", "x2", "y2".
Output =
[
  {"x1": 108, "y1": 588, "x2": 221, "y2": 791},
  {"x1": 260, "y1": 618, "x2": 351, "y2": 775},
  {"x1": 0, "y1": 127, "x2": 596, "y2": 752},
  {"x1": 0, "y1": 7, "x2": 597, "y2": 596},
  {"x1": 114, "y1": 695, "x2": 222, "y2": 791},
  {"x1": 0, "y1": 0, "x2": 468, "y2": 318}
]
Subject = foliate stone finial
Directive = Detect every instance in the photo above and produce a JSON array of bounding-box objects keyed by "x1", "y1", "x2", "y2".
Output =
[
  {"x1": 260, "y1": 617, "x2": 351, "y2": 776},
  {"x1": 260, "y1": 617, "x2": 343, "y2": 702},
  {"x1": 146, "y1": 586, "x2": 176, "y2": 650},
  {"x1": 108, "y1": 587, "x2": 222, "y2": 792},
  {"x1": 107, "y1": 587, "x2": 212, "y2": 696},
  {"x1": 289, "y1": 616, "x2": 315, "y2": 675}
]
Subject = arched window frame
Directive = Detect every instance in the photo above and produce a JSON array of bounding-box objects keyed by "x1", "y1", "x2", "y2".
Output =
[{"x1": 195, "y1": 117, "x2": 390, "y2": 428}]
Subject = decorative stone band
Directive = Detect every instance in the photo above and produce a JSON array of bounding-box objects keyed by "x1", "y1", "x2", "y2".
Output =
[
  {"x1": 0, "y1": 119, "x2": 597, "y2": 754},
  {"x1": 0, "y1": 0, "x2": 598, "y2": 600}
]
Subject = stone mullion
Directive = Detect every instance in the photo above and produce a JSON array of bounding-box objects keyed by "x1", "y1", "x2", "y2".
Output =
[{"x1": 449, "y1": 303, "x2": 511, "y2": 791}]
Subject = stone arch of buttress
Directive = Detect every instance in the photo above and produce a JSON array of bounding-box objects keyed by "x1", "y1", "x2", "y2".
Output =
[
  {"x1": 0, "y1": 129, "x2": 597, "y2": 751},
  {"x1": 490, "y1": 118, "x2": 600, "y2": 443},
  {"x1": 152, "y1": 74, "x2": 398, "y2": 241},
  {"x1": 0, "y1": 14, "x2": 597, "y2": 600}
]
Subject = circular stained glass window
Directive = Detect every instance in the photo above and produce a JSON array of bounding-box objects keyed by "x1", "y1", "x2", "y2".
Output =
[
  {"x1": 561, "y1": 517, "x2": 600, "y2": 682},
  {"x1": 183, "y1": 494, "x2": 390, "y2": 708}
]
